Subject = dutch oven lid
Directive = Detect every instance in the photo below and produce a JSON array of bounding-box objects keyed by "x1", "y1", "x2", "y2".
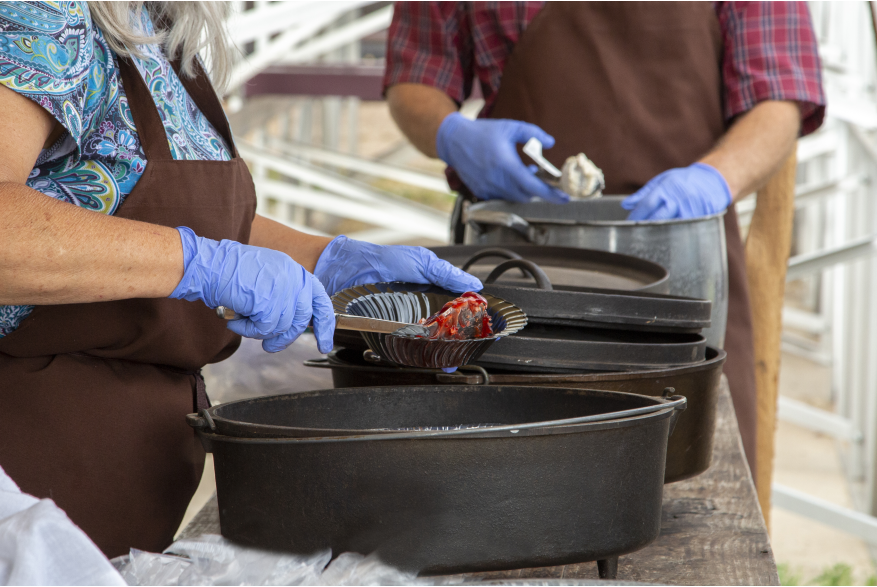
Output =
[
  {"x1": 333, "y1": 246, "x2": 678, "y2": 351},
  {"x1": 429, "y1": 246, "x2": 711, "y2": 333},
  {"x1": 476, "y1": 323, "x2": 707, "y2": 373},
  {"x1": 429, "y1": 244, "x2": 669, "y2": 293}
]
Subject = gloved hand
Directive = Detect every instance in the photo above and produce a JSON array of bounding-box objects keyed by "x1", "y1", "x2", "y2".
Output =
[
  {"x1": 314, "y1": 235, "x2": 483, "y2": 297},
  {"x1": 170, "y1": 227, "x2": 335, "y2": 354},
  {"x1": 621, "y1": 162, "x2": 732, "y2": 221},
  {"x1": 436, "y1": 112, "x2": 569, "y2": 204}
]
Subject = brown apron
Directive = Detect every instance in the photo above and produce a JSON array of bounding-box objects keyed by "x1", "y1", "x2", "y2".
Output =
[
  {"x1": 486, "y1": 2, "x2": 758, "y2": 478},
  {"x1": 0, "y1": 56, "x2": 256, "y2": 557}
]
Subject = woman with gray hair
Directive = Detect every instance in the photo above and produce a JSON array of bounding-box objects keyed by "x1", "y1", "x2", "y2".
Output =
[{"x1": 0, "y1": 1, "x2": 480, "y2": 557}]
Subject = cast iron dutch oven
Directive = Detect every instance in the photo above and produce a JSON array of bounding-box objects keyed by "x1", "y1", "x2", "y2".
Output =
[
  {"x1": 332, "y1": 245, "x2": 672, "y2": 352},
  {"x1": 188, "y1": 385, "x2": 686, "y2": 576},
  {"x1": 304, "y1": 347, "x2": 725, "y2": 483},
  {"x1": 429, "y1": 244, "x2": 670, "y2": 293},
  {"x1": 459, "y1": 198, "x2": 729, "y2": 349},
  {"x1": 430, "y1": 247, "x2": 710, "y2": 333},
  {"x1": 329, "y1": 280, "x2": 708, "y2": 373},
  {"x1": 475, "y1": 322, "x2": 707, "y2": 372}
]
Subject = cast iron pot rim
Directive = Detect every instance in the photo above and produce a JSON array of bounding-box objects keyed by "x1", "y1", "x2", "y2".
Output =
[
  {"x1": 199, "y1": 386, "x2": 682, "y2": 441},
  {"x1": 471, "y1": 196, "x2": 727, "y2": 227},
  {"x1": 307, "y1": 347, "x2": 727, "y2": 380},
  {"x1": 194, "y1": 405, "x2": 679, "y2": 445}
]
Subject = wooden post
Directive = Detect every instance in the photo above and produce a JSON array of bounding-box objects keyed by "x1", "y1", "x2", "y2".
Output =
[{"x1": 745, "y1": 150, "x2": 798, "y2": 531}]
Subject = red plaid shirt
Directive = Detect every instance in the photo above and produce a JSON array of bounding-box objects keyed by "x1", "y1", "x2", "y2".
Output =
[{"x1": 384, "y1": 1, "x2": 826, "y2": 135}]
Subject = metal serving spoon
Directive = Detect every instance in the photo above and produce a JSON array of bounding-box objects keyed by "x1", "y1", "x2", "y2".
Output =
[
  {"x1": 523, "y1": 137, "x2": 562, "y2": 179},
  {"x1": 215, "y1": 306, "x2": 429, "y2": 338}
]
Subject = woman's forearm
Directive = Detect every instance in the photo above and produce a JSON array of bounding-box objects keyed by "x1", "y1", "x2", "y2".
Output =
[
  {"x1": 700, "y1": 100, "x2": 801, "y2": 202},
  {"x1": 0, "y1": 182, "x2": 183, "y2": 305},
  {"x1": 0, "y1": 82, "x2": 185, "y2": 306},
  {"x1": 249, "y1": 214, "x2": 332, "y2": 273},
  {"x1": 0, "y1": 192, "x2": 336, "y2": 307}
]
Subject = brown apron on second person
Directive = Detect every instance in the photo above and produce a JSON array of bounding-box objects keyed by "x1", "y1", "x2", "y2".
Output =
[
  {"x1": 485, "y1": 2, "x2": 758, "y2": 478},
  {"x1": 0, "y1": 56, "x2": 256, "y2": 557}
]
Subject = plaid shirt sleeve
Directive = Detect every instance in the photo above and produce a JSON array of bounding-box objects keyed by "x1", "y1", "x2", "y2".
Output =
[
  {"x1": 386, "y1": 2, "x2": 827, "y2": 136},
  {"x1": 383, "y1": 2, "x2": 474, "y2": 104},
  {"x1": 716, "y1": 1, "x2": 826, "y2": 136}
]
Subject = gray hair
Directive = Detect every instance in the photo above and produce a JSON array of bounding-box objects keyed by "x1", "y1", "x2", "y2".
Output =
[{"x1": 88, "y1": 1, "x2": 234, "y2": 92}]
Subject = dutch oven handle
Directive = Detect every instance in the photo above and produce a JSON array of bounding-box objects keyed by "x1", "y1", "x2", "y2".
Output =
[
  {"x1": 460, "y1": 248, "x2": 528, "y2": 279},
  {"x1": 485, "y1": 259, "x2": 554, "y2": 291},
  {"x1": 460, "y1": 248, "x2": 523, "y2": 272},
  {"x1": 436, "y1": 364, "x2": 491, "y2": 385},
  {"x1": 303, "y1": 358, "x2": 331, "y2": 369},
  {"x1": 186, "y1": 410, "x2": 217, "y2": 453},
  {"x1": 464, "y1": 207, "x2": 535, "y2": 242},
  {"x1": 363, "y1": 350, "x2": 451, "y2": 375},
  {"x1": 662, "y1": 387, "x2": 687, "y2": 438}
]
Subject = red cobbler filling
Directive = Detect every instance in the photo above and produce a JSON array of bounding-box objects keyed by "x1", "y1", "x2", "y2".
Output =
[{"x1": 419, "y1": 292, "x2": 494, "y2": 340}]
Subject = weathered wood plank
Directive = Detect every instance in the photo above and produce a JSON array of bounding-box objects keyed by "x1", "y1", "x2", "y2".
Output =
[
  {"x1": 618, "y1": 378, "x2": 778, "y2": 585},
  {"x1": 455, "y1": 378, "x2": 778, "y2": 585},
  {"x1": 179, "y1": 377, "x2": 778, "y2": 585}
]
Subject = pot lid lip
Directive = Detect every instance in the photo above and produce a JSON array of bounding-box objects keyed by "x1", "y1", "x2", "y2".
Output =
[
  {"x1": 478, "y1": 328, "x2": 706, "y2": 371},
  {"x1": 469, "y1": 196, "x2": 726, "y2": 226},
  {"x1": 429, "y1": 244, "x2": 671, "y2": 296},
  {"x1": 209, "y1": 383, "x2": 666, "y2": 408},
  {"x1": 483, "y1": 282, "x2": 708, "y2": 303},
  {"x1": 314, "y1": 346, "x2": 727, "y2": 379},
  {"x1": 197, "y1": 409, "x2": 675, "y2": 443},
  {"x1": 480, "y1": 283, "x2": 711, "y2": 329},
  {"x1": 198, "y1": 403, "x2": 679, "y2": 443},
  {"x1": 202, "y1": 385, "x2": 680, "y2": 441},
  {"x1": 496, "y1": 330, "x2": 707, "y2": 346}
]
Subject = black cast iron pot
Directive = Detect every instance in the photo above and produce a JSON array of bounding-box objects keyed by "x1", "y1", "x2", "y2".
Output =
[
  {"x1": 304, "y1": 347, "x2": 726, "y2": 483},
  {"x1": 188, "y1": 386, "x2": 685, "y2": 576}
]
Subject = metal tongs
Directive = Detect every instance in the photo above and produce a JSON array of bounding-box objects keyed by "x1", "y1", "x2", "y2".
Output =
[{"x1": 215, "y1": 306, "x2": 429, "y2": 338}]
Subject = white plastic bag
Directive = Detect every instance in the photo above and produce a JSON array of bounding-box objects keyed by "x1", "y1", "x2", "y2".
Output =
[
  {"x1": 111, "y1": 534, "x2": 457, "y2": 586},
  {"x1": 319, "y1": 551, "x2": 427, "y2": 586},
  {"x1": 114, "y1": 539, "x2": 330, "y2": 586},
  {"x1": 0, "y1": 464, "x2": 125, "y2": 586}
]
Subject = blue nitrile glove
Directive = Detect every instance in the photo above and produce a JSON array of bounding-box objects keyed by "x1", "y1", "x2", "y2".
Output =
[
  {"x1": 170, "y1": 227, "x2": 335, "y2": 354},
  {"x1": 436, "y1": 112, "x2": 569, "y2": 204},
  {"x1": 314, "y1": 235, "x2": 483, "y2": 297},
  {"x1": 621, "y1": 162, "x2": 732, "y2": 221}
]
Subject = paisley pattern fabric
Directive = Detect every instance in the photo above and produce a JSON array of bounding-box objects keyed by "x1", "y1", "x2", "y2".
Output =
[{"x1": 0, "y1": 1, "x2": 232, "y2": 336}]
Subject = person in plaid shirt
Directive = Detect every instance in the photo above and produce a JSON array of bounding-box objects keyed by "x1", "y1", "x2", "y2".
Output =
[{"x1": 383, "y1": 1, "x2": 826, "y2": 478}]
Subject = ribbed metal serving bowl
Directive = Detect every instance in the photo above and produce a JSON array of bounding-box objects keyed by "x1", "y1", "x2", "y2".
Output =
[{"x1": 331, "y1": 283, "x2": 528, "y2": 369}]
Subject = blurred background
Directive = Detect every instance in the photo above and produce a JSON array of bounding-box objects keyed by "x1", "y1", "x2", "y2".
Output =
[{"x1": 197, "y1": 2, "x2": 877, "y2": 584}]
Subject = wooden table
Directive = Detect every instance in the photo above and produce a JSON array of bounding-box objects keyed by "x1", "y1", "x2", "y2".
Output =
[{"x1": 180, "y1": 378, "x2": 778, "y2": 585}]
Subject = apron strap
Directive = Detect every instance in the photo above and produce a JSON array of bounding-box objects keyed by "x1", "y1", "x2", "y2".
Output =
[
  {"x1": 193, "y1": 370, "x2": 210, "y2": 412},
  {"x1": 115, "y1": 56, "x2": 175, "y2": 162}
]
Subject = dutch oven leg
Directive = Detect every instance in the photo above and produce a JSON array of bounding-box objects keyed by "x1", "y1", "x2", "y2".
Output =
[{"x1": 597, "y1": 556, "x2": 619, "y2": 580}]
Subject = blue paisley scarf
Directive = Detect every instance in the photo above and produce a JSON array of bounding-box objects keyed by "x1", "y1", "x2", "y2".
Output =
[{"x1": 0, "y1": 1, "x2": 232, "y2": 336}]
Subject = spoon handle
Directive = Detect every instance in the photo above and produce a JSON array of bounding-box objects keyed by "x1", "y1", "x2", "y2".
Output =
[{"x1": 215, "y1": 306, "x2": 427, "y2": 336}]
